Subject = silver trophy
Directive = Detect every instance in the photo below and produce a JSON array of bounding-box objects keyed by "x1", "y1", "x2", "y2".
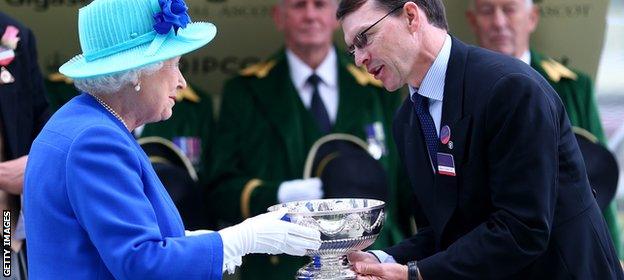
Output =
[{"x1": 268, "y1": 198, "x2": 385, "y2": 280}]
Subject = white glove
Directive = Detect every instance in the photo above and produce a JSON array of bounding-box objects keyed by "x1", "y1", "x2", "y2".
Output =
[
  {"x1": 184, "y1": 229, "x2": 214, "y2": 236},
  {"x1": 277, "y1": 178, "x2": 323, "y2": 203},
  {"x1": 218, "y1": 208, "x2": 321, "y2": 273},
  {"x1": 185, "y1": 229, "x2": 242, "y2": 274}
]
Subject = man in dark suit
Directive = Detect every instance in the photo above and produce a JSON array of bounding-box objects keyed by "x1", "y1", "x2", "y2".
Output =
[
  {"x1": 337, "y1": 0, "x2": 624, "y2": 279},
  {"x1": 0, "y1": 11, "x2": 50, "y2": 273}
]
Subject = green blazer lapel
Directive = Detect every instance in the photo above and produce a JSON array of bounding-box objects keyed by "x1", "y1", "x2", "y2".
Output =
[
  {"x1": 334, "y1": 51, "x2": 371, "y2": 135},
  {"x1": 247, "y1": 52, "x2": 306, "y2": 174},
  {"x1": 530, "y1": 50, "x2": 578, "y2": 84}
]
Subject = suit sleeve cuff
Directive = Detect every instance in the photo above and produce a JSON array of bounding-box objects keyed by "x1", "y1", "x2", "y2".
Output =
[{"x1": 369, "y1": 250, "x2": 397, "y2": 264}]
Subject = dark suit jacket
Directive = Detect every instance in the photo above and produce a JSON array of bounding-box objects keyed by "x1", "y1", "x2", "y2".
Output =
[
  {"x1": 386, "y1": 37, "x2": 623, "y2": 279},
  {"x1": 0, "y1": 12, "x2": 49, "y2": 161}
]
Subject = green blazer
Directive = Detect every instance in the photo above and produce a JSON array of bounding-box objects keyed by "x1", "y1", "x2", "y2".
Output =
[
  {"x1": 140, "y1": 86, "x2": 214, "y2": 180},
  {"x1": 44, "y1": 76, "x2": 213, "y2": 176},
  {"x1": 208, "y1": 49, "x2": 413, "y2": 279},
  {"x1": 44, "y1": 73, "x2": 80, "y2": 112},
  {"x1": 531, "y1": 51, "x2": 622, "y2": 257}
]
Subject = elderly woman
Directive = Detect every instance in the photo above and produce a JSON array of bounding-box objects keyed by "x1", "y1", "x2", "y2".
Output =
[{"x1": 23, "y1": 0, "x2": 320, "y2": 279}]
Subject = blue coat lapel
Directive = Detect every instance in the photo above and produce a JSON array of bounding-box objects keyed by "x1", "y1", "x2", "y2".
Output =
[{"x1": 400, "y1": 37, "x2": 473, "y2": 241}]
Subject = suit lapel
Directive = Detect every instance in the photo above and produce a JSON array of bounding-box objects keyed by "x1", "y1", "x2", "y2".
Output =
[
  {"x1": 432, "y1": 37, "x2": 471, "y2": 236},
  {"x1": 249, "y1": 52, "x2": 306, "y2": 175},
  {"x1": 401, "y1": 102, "x2": 437, "y2": 224}
]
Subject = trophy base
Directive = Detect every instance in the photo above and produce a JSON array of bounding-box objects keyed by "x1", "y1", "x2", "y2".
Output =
[{"x1": 296, "y1": 256, "x2": 356, "y2": 280}]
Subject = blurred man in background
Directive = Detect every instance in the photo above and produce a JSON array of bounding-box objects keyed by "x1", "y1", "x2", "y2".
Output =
[{"x1": 466, "y1": 0, "x2": 623, "y2": 257}]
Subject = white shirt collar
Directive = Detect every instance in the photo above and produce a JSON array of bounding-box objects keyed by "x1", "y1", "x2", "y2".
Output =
[
  {"x1": 519, "y1": 50, "x2": 531, "y2": 65},
  {"x1": 409, "y1": 34, "x2": 452, "y2": 102},
  {"x1": 286, "y1": 47, "x2": 337, "y2": 89}
]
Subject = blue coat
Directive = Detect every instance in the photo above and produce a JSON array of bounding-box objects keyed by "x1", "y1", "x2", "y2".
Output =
[
  {"x1": 24, "y1": 93, "x2": 223, "y2": 279},
  {"x1": 386, "y1": 37, "x2": 623, "y2": 279}
]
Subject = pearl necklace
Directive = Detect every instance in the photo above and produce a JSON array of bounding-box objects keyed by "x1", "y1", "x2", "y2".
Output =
[{"x1": 93, "y1": 95, "x2": 129, "y2": 130}]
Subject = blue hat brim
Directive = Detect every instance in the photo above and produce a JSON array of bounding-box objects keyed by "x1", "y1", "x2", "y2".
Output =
[{"x1": 59, "y1": 22, "x2": 217, "y2": 79}]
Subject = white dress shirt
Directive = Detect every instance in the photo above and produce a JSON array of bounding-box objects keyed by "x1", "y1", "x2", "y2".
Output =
[
  {"x1": 286, "y1": 48, "x2": 339, "y2": 124},
  {"x1": 519, "y1": 50, "x2": 531, "y2": 65},
  {"x1": 408, "y1": 33, "x2": 452, "y2": 137}
]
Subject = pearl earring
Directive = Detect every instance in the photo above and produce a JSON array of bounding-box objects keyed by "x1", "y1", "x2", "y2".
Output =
[{"x1": 134, "y1": 83, "x2": 141, "y2": 92}]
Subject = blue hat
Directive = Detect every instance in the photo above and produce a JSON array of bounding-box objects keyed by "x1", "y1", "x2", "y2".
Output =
[{"x1": 59, "y1": 0, "x2": 217, "y2": 79}]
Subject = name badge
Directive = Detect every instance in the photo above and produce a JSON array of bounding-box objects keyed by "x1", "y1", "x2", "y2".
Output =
[{"x1": 437, "y1": 152, "x2": 456, "y2": 176}]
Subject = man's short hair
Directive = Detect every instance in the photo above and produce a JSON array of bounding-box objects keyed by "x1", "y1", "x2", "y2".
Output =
[{"x1": 336, "y1": 0, "x2": 448, "y2": 30}]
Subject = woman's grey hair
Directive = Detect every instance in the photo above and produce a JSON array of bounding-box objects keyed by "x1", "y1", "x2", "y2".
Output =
[{"x1": 74, "y1": 62, "x2": 163, "y2": 95}]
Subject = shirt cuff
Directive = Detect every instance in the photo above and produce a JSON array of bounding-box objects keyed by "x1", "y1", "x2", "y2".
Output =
[{"x1": 369, "y1": 250, "x2": 397, "y2": 264}]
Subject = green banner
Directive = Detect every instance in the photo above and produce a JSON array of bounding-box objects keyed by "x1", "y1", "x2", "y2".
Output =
[{"x1": 2, "y1": 0, "x2": 608, "y2": 95}]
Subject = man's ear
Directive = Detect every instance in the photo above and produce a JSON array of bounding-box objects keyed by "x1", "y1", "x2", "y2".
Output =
[
  {"x1": 272, "y1": 4, "x2": 285, "y2": 31},
  {"x1": 527, "y1": 4, "x2": 540, "y2": 34},
  {"x1": 404, "y1": 2, "x2": 420, "y2": 33},
  {"x1": 465, "y1": 10, "x2": 479, "y2": 35}
]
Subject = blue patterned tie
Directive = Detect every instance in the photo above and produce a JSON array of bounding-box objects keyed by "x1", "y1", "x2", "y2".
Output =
[
  {"x1": 308, "y1": 74, "x2": 331, "y2": 134},
  {"x1": 413, "y1": 93, "x2": 438, "y2": 170}
]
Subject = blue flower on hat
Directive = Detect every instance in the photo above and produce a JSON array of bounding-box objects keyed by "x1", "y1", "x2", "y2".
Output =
[{"x1": 153, "y1": 0, "x2": 191, "y2": 35}]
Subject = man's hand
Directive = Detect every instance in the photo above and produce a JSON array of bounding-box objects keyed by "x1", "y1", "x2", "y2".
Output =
[
  {"x1": 0, "y1": 156, "x2": 27, "y2": 194},
  {"x1": 348, "y1": 251, "x2": 408, "y2": 280},
  {"x1": 353, "y1": 262, "x2": 408, "y2": 280},
  {"x1": 348, "y1": 251, "x2": 381, "y2": 265}
]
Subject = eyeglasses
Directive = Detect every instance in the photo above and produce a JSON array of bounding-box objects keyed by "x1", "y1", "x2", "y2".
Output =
[{"x1": 348, "y1": 5, "x2": 404, "y2": 56}]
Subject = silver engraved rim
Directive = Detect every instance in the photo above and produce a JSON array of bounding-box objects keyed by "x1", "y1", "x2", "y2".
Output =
[{"x1": 267, "y1": 198, "x2": 385, "y2": 216}]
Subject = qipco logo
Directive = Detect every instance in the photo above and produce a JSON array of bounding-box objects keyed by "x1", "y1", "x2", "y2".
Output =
[{"x1": 179, "y1": 56, "x2": 261, "y2": 76}]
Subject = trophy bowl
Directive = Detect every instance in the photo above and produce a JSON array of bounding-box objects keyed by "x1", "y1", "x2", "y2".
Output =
[{"x1": 268, "y1": 198, "x2": 385, "y2": 280}]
